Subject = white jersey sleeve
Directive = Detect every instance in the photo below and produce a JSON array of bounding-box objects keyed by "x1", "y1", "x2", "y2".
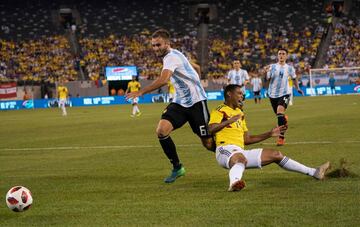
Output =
[
  {"x1": 289, "y1": 66, "x2": 296, "y2": 80},
  {"x1": 266, "y1": 71, "x2": 271, "y2": 80},
  {"x1": 226, "y1": 71, "x2": 231, "y2": 80},
  {"x1": 163, "y1": 54, "x2": 182, "y2": 72},
  {"x1": 244, "y1": 70, "x2": 249, "y2": 80}
]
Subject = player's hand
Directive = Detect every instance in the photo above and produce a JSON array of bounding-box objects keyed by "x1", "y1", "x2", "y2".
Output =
[
  {"x1": 297, "y1": 89, "x2": 304, "y2": 96},
  {"x1": 270, "y1": 125, "x2": 287, "y2": 137},
  {"x1": 126, "y1": 91, "x2": 142, "y2": 100}
]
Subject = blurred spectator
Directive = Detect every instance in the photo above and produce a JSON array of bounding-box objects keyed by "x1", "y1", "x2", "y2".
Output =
[
  {"x1": 329, "y1": 74, "x2": 336, "y2": 95},
  {"x1": 117, "y1": 88, "x2": 125, "y2": 96},
  {"x1": 110, "y1": 88, "x2": 116, "y2": 96},
  {"x1": 23, "y1": 88, "x2": 31, "y2": 100},
  {"x1": 325, "y1": 18, "x2": 360, "y2": 68},
  {"x1": 356, "y1": 76, "x2": 360, "y2": 85}
]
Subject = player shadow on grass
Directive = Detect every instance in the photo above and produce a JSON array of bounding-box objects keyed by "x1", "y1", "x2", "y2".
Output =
[{"x1": 326, "y1": 158, "x2": 358, "y2": 178}]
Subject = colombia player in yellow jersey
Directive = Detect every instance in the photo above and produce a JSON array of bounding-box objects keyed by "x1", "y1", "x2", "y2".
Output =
[
  {"x1": 288, "y1": 75, "x2": 294, "y2": 106},
  {"x1": 125, "y1": 76, "x2": 141, "y2": 117},
  {"x1": 57, "y1": 81, "x2": 68, "y2": 116},
  {"x1": 167, "y1": 81, "x2": 175, "y2": 102},
  {"x1": 209, "y1": 85, "x2": 330, "y2": 192}
]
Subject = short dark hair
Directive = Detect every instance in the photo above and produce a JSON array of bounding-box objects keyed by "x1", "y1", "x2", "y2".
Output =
[
  {"x1": 224, "y1": 84, "x2": 242, "y2": 100},
  {"x1": 152, "y1": 29, "x2": 170, "y2": 40},
  {"x1": 278, "y1": 47, "x2": 288, "y2": 54}
]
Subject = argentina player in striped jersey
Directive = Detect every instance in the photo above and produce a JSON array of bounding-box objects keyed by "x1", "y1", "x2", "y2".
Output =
[
  {"x1": 226, "y1": 59, "x2": 249, "y2": 94},
  {"x1": 126, "y1": 29, "x2": 215, "y2": 183},
  {"x1": 265, "y1": 48, "x2": 304, "y2": 146},
  {"x1": 250, "y1": 73, "x2": 262, "y2": 104}
]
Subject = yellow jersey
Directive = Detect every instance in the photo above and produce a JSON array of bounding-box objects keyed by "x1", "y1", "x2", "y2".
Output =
[
  {"x1": 288, "y1": 76, "x2": 293, "y2": 87},
  {"x1": 127, "y1": 81, "x2": 141, "y2": 92},
  {"x1": 57, "y1": 86, "x2": 68, "y2": 99},
  {"x1": 168, "y1": 81, "x2": 175, "y2": 94},
  {"x1": 209, "y1": 104, "x2": 248, "y2": 148}
]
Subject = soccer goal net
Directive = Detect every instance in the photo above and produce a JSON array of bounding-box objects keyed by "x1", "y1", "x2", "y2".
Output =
[{"x1": 304, "y1": 67, "x2": 360, "y2": 96}]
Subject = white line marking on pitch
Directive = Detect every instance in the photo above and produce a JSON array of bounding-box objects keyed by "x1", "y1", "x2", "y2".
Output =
[{"x1": 0, "y1": 141, "x2": 359, "y2": 151}]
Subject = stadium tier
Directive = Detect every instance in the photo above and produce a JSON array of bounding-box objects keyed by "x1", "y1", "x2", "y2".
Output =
[{"x1": 0, "y1": 0, "x2": 359, "y2": 87}]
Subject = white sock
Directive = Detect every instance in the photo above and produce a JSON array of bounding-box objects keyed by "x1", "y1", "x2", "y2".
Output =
[
  {"x1": 132, "y1": 106, "x2": 136, "y2": 115},
  {"x1": 135, "y1": 105, "x2": 140, "y2": 113},
  {"x1": 61, "y1": 105, "x2": 67, "y2": 115},
  {"x1": 278, "y1": 156, "x2": 316, "y2": 176},
  {"x1": 229, "y1": 163, "x2": 245, "y2": 185}
]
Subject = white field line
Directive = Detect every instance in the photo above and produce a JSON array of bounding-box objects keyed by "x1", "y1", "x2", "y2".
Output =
[{"x1": 1, "y1": 140, "x2": 359, "y2": 151}]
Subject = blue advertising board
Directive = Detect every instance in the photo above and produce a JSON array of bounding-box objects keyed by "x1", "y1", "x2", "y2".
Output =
[{"x1": 1, "y1": 85, "x2": 359, "y2": 111}]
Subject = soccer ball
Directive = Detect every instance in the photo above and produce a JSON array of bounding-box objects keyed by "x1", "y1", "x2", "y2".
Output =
[{"x1": 6, "y1": 186, "x2": 33, "y2": 212}]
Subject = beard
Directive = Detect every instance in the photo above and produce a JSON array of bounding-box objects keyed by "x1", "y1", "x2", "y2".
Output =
[{"x1": 155, "y1": 48, "x2": 169, "y2": 58}]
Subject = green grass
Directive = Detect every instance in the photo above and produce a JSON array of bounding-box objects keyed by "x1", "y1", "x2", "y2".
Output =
[{"x1": 0, "y1": 95, "x2": 359, "y2": 226}]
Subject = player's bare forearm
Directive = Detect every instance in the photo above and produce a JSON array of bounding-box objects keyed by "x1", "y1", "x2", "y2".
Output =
[
  {"x1": 244, "y1": 125, "x2": 286, "y2": 145},
  {"x1": 126, "y1": 69, "x2": 172, "y2": 99},
  {"x1": 209, "y1": 115, "x2": 241, "y2": 135},
  {"x1": 244, "y1": 131, "x2": 272, "y2": 145},
  {"x1": 209, "y1": 122, "x2": 230, "y2": 135},
  {"x1": 293, "y1": 78, "x2": 304, "y2": 95},
  {"x1": 140, "y1": 80, "x2": 165, "y2": 95},
  {"x1": 190, "y1": 62, "x2": 201, "y2": 76},
  {"x1": 142, "y1": 69, "x2": 172, "y2": 94}
]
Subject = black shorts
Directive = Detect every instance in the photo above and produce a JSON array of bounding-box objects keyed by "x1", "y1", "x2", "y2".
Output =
[
  {"x1": 269, "y1": 95, "x2": 290, "y2": 114},
  {"x1": 254, "y1": 91, "x2": 260, "y2": 96},
  {"x1": 161, "y1": 100, "x2": 211, "y2": 137}
]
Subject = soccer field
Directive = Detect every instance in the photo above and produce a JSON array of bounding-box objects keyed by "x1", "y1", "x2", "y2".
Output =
[{"x1": 0, "y1": 95, "x2": 359, "y2": 226}]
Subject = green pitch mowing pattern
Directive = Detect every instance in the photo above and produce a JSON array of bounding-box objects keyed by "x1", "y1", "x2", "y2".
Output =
[{"x1": 0, "y1": 95, "x2": 359, "y2": 226}]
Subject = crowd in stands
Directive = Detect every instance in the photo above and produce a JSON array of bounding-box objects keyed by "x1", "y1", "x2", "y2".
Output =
[
  {"x1": 0, "y1": 36, "x2": 77, "y2": 83},
  {"x1": 325, "y1": 18, "x2": 360, "y2": 68},
  {"x1": 79, "y1": 32, "x2": 198, "y2": 81},
  {"x1": 207, "y1": 25, "x2": 322, "y2": 79},
  {"x1": 0, "y1": 0, "x2": 359, "y2": 86}
]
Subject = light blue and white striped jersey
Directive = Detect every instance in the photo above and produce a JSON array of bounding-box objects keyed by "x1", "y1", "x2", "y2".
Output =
[
  {"x1": 251, "y1": 77, "x2": 262, "y2": 92},
  {"x1": 227, "y1": 69, "x2": 249, "y2": 86},
  {"x1": 266, "y1": 63, "x2": 296, "y2": 98},
  {"x1": 163, "y1": 49, "x2": 207, "y2": 107}
]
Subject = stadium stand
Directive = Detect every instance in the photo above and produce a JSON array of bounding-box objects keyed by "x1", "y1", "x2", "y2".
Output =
[
  {"x1": 325, "y1": 18, "x2": 360, "y2": 68},
  {"x1": 0, "y1": 1, "x2": 62, "y2": 41},
  {"x1": 0, "y1": 0, "x2": 359, "y2": 88},
  {"x1": 0, "y1": 36, "x2": 77, "y2": 83}
]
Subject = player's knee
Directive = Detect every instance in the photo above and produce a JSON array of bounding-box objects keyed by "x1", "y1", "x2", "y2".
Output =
[
  {"x1": 156, "y1": 125, "x2": 174, "y2": 137},
  {"x1": 156, "y1": 127, "x2": 167, "y2": 137},
  {"x1": 272, "y1": 150, "x2": 284, "y2": 161},
  {"x1": 230, "y1": 153, "x2": 247, "y2": 167}
]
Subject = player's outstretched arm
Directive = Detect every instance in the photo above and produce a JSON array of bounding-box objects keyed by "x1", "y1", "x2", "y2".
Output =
[
  {"x1": 262, "y1": 65, "x2": 271, "y2": 75},
  {"x1": 244, "y1": 125, "x2": 287, "y2": 145},
  {"x1": 190, "y1": 61, "x2": 201, "y2": 77},
  {"x1": 126, "y1": 69, "x2": 172, "y2": 99}
]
